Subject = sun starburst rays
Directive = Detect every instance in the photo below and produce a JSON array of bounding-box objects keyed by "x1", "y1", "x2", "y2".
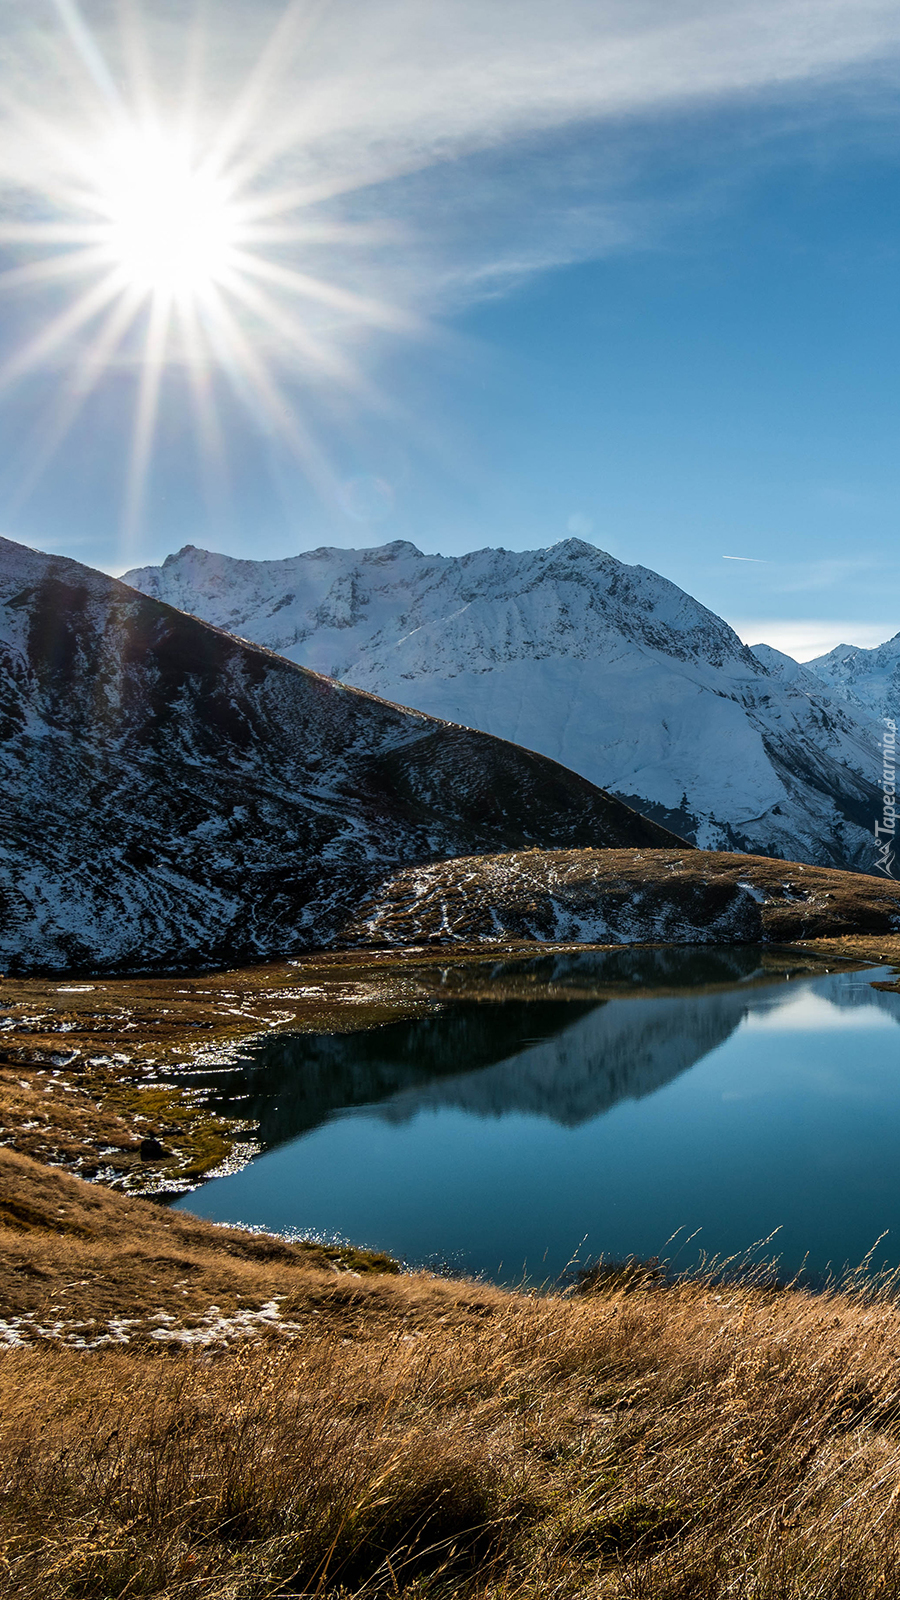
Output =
[{"x1": 0, "y1": 3, "x2": 417, "y2": 546}]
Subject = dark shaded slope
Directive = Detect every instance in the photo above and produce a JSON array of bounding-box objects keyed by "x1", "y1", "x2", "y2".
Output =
[{"x1": 0, "y1": 537, "x2": 681, "y2": 973}]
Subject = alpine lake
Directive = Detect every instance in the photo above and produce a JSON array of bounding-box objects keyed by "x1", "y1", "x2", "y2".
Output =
[{"x1": 175, "y1": 945, "x2": 900, "y2": 1288}]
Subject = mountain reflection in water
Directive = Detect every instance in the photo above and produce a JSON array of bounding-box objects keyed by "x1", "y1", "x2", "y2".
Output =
[
  {"x1": 194, "y1": 946, "x2": 858, "y2": 1152},
  {"x1": 176, "y1": 950, "x2": 900, "y2": 1284}
]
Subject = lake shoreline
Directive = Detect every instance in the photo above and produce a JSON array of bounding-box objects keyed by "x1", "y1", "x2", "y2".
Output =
[
  {"x1": 4, "y1": 935, "x2": 900, "y2": 1595},
  {"x1": 1, "y1": 936, "x2": 892, "y2": 1197}
]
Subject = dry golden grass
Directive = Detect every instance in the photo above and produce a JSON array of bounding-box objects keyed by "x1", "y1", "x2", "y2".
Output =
[
  {"x1": 6, "y1": 1150, "x2": 900, "y2": 1596},
  {"x1": 4, "y1": 913, "x2": 900, "y2": 1595},
  {"x1": 0, "y1": 1147, "x2": 400, "y2": 1335}
]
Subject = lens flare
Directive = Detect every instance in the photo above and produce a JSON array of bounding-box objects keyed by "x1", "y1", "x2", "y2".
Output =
[
  {"x1": 96, "y1": 130, "x2": 239, "y2": 299},
  {"x1": 0, "y1": 2, "x2": 419, "y2": 547}
]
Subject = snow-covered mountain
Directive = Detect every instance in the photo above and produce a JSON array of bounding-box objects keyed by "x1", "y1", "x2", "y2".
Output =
[
  {"x1": 125, "y1": 538, "x2": 886, "y2": 873},
  {"x1": 0, "y1": 536, "x2": 680, "y2": 974},
  {"x1": 803, "y1": 634, "x2": 900, "y2": 723}
]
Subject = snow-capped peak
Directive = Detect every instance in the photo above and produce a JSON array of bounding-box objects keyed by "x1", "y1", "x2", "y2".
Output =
[
  {"x1": 804, "y1": 632, "x2": 900, "y2": 723},
  {"x1": 124, "y1": 536, "x2": 887, "y2": 873}
]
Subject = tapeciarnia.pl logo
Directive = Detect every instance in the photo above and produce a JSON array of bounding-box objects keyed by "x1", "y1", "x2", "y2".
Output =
[{"x1": 875, "y1": 717, "x2": 897, "y2": 878}]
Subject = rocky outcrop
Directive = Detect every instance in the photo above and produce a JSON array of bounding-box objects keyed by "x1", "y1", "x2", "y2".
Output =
[{"x1": 340, "y1": 848, "x2": 900, "y2": 947}]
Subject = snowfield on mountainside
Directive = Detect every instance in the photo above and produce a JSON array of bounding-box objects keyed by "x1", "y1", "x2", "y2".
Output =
[{"x1": 126, "y1": 537, "x2": 886, "y2": 872}]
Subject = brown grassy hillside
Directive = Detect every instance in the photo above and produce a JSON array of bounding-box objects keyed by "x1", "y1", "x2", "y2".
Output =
[
  {"x1": 5, "y1": 1148, "x2": 900, "y2": 1597},
  {"x1": 344, "y1": 847, "x2": 900, "y2": 945}
]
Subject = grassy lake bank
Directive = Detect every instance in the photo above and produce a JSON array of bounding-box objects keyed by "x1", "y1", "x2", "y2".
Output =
[
  {"x1": 3, "y1": 937, "x2": 900, "y2": 1596},
  {"x1": 3, "y1": 936, "x2": 896, "y2": 1195},
  {"x1": 8, "y1": 1140, "x2": 900, "y2": 1596}
]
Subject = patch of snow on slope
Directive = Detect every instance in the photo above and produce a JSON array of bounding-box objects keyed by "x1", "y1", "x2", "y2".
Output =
[
  {"x1": 126, "y1": 539, "x2": 888, "y2": 872},
  {"x1": 804, "y1": 633, "x2": 900, "y2": 723}
]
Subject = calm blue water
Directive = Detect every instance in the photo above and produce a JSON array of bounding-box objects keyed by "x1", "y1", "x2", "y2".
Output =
[{"x1": 175, "y1": 949, "x2": 900, "y2": 1284}]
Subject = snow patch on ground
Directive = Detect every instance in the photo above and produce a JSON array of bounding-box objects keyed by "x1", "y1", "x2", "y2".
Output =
[
  {"x1": 0, "y1": 1297, "x2": 309, "y2": 1350},
  {"x1": 346, "y1": 851, "x2": 765, "y2": 947}
]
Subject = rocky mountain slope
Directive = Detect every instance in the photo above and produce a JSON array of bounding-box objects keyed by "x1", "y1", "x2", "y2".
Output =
[
  {"x1": 0, "y1": 537, "x2": 689, "y2": 974},
  {"x1": 125, "y1": 539, "x2": 885, "y2": 873},
  {"x1": 804, "y1": 633, "x2": 900, "y2": 723},
  {"x1": 342, "y1": 848, "x2": 900, "y2": 947}
]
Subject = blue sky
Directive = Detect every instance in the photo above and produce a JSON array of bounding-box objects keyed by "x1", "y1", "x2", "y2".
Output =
[{"x1": 1, "y1": 1, "x2": 900, "y2": 657}]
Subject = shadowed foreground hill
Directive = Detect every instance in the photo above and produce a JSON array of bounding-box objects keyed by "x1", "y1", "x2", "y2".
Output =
[{"x1": 0, "y1": 537, "x2": 680, "y2": 974}]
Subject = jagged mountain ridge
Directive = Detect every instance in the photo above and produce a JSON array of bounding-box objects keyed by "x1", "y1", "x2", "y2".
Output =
[
  {"x1": 125, "y1": 538, "x2": 886, "y2": 872},
  {"x1": 803, "y1": 633, "x2": 900, "y2": 723},
  {"x1": 0, "y1": 536, "x2": 681, "y2": 974}
]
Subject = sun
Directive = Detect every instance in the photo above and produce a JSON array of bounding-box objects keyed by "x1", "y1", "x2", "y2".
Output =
[
  {"x1": 94, "y1": 129, "x2": 240, "y2": 301},
  {"x1": 0, "y1": 2, "x2": 420, "y2": 550}
]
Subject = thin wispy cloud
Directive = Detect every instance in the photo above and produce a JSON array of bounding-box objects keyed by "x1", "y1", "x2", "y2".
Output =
[
  {"x1": 4, "y1": 3, "x2": 900, "y2": 239},
  {"x1": 1, "y1": 1, "x2": 899, "y2": 540},
  {"x1": 2, "y1": 2, "x2": 895, "y2": 324}
]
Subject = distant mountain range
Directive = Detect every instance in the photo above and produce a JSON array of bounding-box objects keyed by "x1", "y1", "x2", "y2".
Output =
[
  {"x1": 125, "y1": 538, "x2": 888, "y2": 873},
  {"x1": 804, "y1": 634, "x2": 900, "y2": 723},
  {"x1": 0, "y1": 536, "x2": 679, "y2": 973}
]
